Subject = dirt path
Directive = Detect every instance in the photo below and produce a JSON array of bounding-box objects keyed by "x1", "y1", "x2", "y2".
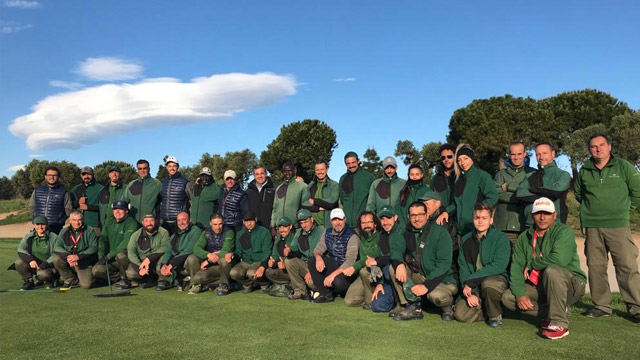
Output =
[{"x1": 0, "y1": 211, "x2": 19, "y2": 221}]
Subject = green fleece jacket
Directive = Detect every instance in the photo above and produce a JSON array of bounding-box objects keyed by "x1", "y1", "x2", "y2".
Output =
[
  {"x1": 192, "y1": 228, "x2": 235, "y2": 260},
  {"x1": 18, "y1": 230, "x2": 57, "y2": 264},
  {"x1": 458, "y1": 227, "x2": 510, "y2": 288},
  {"x1": 516, "y1": 161, "x2": 571, "y2": 226},
  {"x1": 161, "y1": 224, "x2": 203, "y2": 265},
  {"x1": 339, "y1": 167, "x2": 375, "y2": 227},
  {"x1": 127, "y1": 227, "x2": 170, "y2": 266},
  {"x1": 450, "y1": 165, "x2": 498, "y2": 235},
  {"x1": 70, "y1": 179, "x2": 104, "y2": 228},
  {"x1": 431, "y1": 169, "x2": 455, "y2": 211},
  {"x1": 54, "y1": 225, "x2": 98, "y2": 260},
  {"x1": 289, "y1": 224, "x2": 325, "y2": 261},
  {"x1": 494, "y1": 165, "x2": 536, "y2": 232},
  {"x1": 396, "y1": 182, "x2": 429, "y2": 227},
  {"x1": 271, "y1": 177, "x2": 307, "y2": 228},
  {"x1": 509, "y1": 222, "x2": 586, "y2": 299},
  {"x1": 574, "y1": 156, "x2": 640, "y2": 228},
  {"x1": 376, "y1": 223, "x2": 404, "y2": 268},
  {"x1": 124, "y1": 175, "x2": 162, "y2": 224},
  {"x1": 302, "y1": 177, "x2": 339, "y2": 227},
  {"x1": 98, "y1": 181, "x2": 126, "y2": 225},
  {"x1": 98, "y1": 214, "x2": 140, "y2": 260},
  {"x1": 190, "y1": 181, "x2": 221, "y2": 229},
  {"x1": 366, "y1": 174, "x2": 406, "y2": 214},
  {"x1": 352, "y1": 231, "x2": 380, "y2": 272},
  {"x1": 272, "y1": 231, "x2": 296, "y2": 262},
  {"x1": 234, "y1": 225, "x2": 273, "y2": 265}
]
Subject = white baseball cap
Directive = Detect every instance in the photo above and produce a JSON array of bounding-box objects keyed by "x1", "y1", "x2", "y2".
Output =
[
  {"x1": 224, "y1": 170, "x2": 237, "y2": 180},
  {"x1": 165, "y1": 156, "x2": 179, "y2": 166},
  {"x1": 532, "y1": 197, "x2": 555, "y2": 214},
  {"x1": 330, "y1": 208, "x2": 346, "y2": 220}
]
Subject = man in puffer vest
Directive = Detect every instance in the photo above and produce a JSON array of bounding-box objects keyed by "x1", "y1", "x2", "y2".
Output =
[
  {"x1": 29, "y1": 166, "x2": 73, "y2": 235},
  {"x1": 160, "y1": 156, "x2": 192, "y2": 235}
]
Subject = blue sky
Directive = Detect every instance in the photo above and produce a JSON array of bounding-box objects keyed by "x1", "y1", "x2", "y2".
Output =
[{"x1": 1, "y1": 0, "x2": 639, "y2": 180}]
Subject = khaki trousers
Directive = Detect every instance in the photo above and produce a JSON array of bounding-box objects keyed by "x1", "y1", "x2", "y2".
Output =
[
  {"x1": 454, "y1": 275, "x2": 508, "y2": 322},
  {"x1": 14, "y1": 258, "x2": 56, "y2": 282},
  {"x1": 284, "y1": 257, "x2": 315, "y2": 294},
  {"x1": 192, "y1": 258, "x2": 232, "y2": 287},
  {"x1": 52, "y1": 255, "x2": 94, "y2": 289}
]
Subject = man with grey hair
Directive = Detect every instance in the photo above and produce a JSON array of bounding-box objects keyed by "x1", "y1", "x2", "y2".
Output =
[
  {"x1": 366, "y1": 156, "x2": 406, "y2": 214},
  {"x1": 52, "y1": 211, "x2": 99, "y2": 289}
]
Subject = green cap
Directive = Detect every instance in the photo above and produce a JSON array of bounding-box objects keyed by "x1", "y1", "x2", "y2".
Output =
[
  {"x1": 377, "y1": 205, "x2": 395, "y2": 218},
  {"x1": 402, "y1": 277, "x2": 420, "y2": 302},
  {"x1": 296, "y1": 209, "x2": 312, "y2": 221},
  {"x1": 277, "y1": 217, "x2": 293, "y2": 227},
  {"x1": 419, "y1": 191, "x2": 442, "y2": 202},
  {"x1": 344, "y1": 151, "x2": 358, "y2": 160},
  {"x1": 108, "y1": 165, "x2": 121, "y2": 172},
  {"x1": 33, "y1": 216, "x2": 48, "y2": 225}
]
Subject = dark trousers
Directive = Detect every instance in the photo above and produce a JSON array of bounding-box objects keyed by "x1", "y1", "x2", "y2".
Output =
[{"x1": 308, "y1": 255, "x2": 355, "y2": 298}]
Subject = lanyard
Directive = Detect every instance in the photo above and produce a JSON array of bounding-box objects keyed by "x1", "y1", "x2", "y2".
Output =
[
  {"x1": 532, "y1": 230, "x2": 543, "y2": 258},
  {"x1": 70, "y1": 231, "x2": 83, "y2": 246}
]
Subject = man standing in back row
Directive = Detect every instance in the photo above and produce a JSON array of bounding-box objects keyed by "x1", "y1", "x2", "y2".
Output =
[
  {"x1": 339, "y1": 152, "x2": 375, "y2": 227},
  {"x1": 575, "y1": 133, "x2": 640, "y2": 323}
]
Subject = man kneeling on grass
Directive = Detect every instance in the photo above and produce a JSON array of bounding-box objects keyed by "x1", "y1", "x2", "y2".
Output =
[
  {"x1": 229, "y1": 211, "x2": 273, "y2": 293},
  {"x1": 454, "y1": 203, "x2": 510, "y2": 327},
  {"x1": 125, "y1": 214, "x2": 170, "y2": 288},
  {"x1": 52, "y1": 211, "x2": 99, "y2": 289},
  {"x1": 501, "y1": 197, "x2": 586, "y2": 340},
  {"x1": 157, "y1": 211, "x2": 203, "y2": 291},
  {"x1": 265, "y1": 217, "x2": 296, "y2": 297},
  {"x1": 188, "y1": 213, "x2": 235, "y2": 295},
  {"x1": 12, "y1": 216, "x2": 58, "y2": 290}
]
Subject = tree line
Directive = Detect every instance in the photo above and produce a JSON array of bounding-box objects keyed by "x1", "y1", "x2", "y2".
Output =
[{"x1": 2, "y1": 89, "x2": 638, "y2": 200}]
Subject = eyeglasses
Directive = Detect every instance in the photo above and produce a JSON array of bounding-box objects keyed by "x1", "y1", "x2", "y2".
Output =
[
  {"x1": 441, "y1": 155, "x2": 454, "y2": 160},
  {"x1": 409, "y1": 213, "x2": 427, "y2": 219},
  {"x1": 137, "y1": 167, "x2": 149, "y2": 171}
]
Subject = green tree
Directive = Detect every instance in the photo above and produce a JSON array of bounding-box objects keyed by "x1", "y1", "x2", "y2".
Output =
[
  {"x1": 608, "y1": 111, "x2": 640, "y2": 166},
  {"x1": 196, "y1": 150, "x2": 257, "y2": 187},
  {"x1": 0, "y1": 176, "x2": 15, "y2": 200},
  {"x1": 564, "y1": 124, "x2": 607, "y2": 168},
  {"x1": 11, "y1": 160, "x2": 81, "y2": 198},
  {"x1": 394, "y1": 140, "x2": 443, "y2": 184},
  {"x1": 11, "y1": 168, "x2": 32, "y2": 199},
  {"x1": 94, "y1": 161, "x2": 137, "y2": 185},
  {"x1": 260, "y1": 119, "x2": 338, "y2": 182},
  {"x1": 362, "y1": 147, "x2": 383, "y2": 178}
]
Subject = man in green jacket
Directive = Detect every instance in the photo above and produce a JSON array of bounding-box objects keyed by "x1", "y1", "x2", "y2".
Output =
[
  {"x1": 271, "y1": 161, "x2": 307, "y2": 235},
  {"x1": 339, "y1": 151, "x2": 375, "y2": 228},
  {"x1": 367, "y1": 156, "x2": 406, "y2": 214},
  {"x1": 157, "y1": 211, "x2": 203, "y2": 290},
  {"x1": 265, "y1": 217, "x2": 296, "y2": 297},
  {"x1": 494, "y1": 141, "x2": 536, "y2": 246},
  {"x1": 98, "y1": 165, "x2": 127, "y2": 226},
  {"x1": 190, "y1": 167, "x2": 220, "y2": 229},
  {"x1": 344, "y1": 211, "x2": 380, "y2": 309},
  {"x1": 371, "y1": 206, "x2": 405, "y2": 313},
  {"x1": 286, "y1": 209, "x2": 325, "y2": 300},
  {"x1": 70, "y1": 166, "x2": 104, "y2": 236},
  {"x1": 229, "y1": 211, "x2": 273, "y2": 293},
  {"x1": 454, "y1": 203, "x2": 511, "y2": 327},
  {"x1": 125, "y1": 214, "x2": 170, "y2": 288},
  {"x1": 502, "y1": 198, "x2": 586, "y2": 340},
  {"x1": 92, "y1": 200, "x2": 140, "y2": 288},
  {"x1": 516, "y1": 143, "x2": 571, "y2": 226},
  {"x1": 52, "y1": 211, "x2": 99, "y2": 289},
  {"x1": 188, "y1": 213, "x2": 235, "y2": 295},
  {"x1": 575, "y1": 133, "x2": 640, "y2": 322},
  {"x1": 13, "y1": 216, "x2": 57, "y2": 290},
  {"x1": 392, "y1": 197, "x2": 457, "y2": 321},
  {"x1": 302, "y1": 159, "x2": 339, "y2": 227},
  {"x1": 124, "y1": 159, "x2": 162, "y2": 224}
]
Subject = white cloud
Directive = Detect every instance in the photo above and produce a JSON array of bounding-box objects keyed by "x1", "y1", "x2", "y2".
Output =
[
  {"x1": 333, "y1": 77, "x2": 356, "y2": 82},
  {"x1": 50, "y1": 80, "x2": 85, "y2": 91},
  {"x1": 8, "y1": 165, "x2": 25, "y2": 172},
  {"x1": 75, "y1": 57, "x2": 143, "y2": 81},
  {"x1": 0, "y1": 20, "x2": 33, "y2": 34},
  {"x1": 3, "y1": 0, "x2": 40, "y2": 8},
  {"x1": 9, "y1": 72, "x2": 297, "y2": 150}
]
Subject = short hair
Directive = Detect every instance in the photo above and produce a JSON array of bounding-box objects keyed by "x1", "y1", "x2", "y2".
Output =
[
  {"x1": 357, "y1": 211, "x2": 380, "y2": 231},
  {"x1": 69, "y1": 210, "x2": 83, "y2": 219},
  {"x1": 253, "y1": 164, "x2": 266, "y2": 172},
  {"x1": 509, "y1": 141, "x2": 526, "y2": 152},
  {"x1": 177, "y1": 210, "x2": 190, "y2": 218},
  {"x1": 588, "y1": 132, "x2": 611, "y2": 146},
  {"x1": 209, "y1": 213, "x2": 224, "y2": 221},
  {"x1": 136, "y1": 159, "x2": 150, "y2": 167},
  {"x1": 282, "y1": 161, "x2": 295, "y2": 170},
  {"x1": 315, "y1": 158, "x2": 329, "y2": 167},
  {"x1": 439, "y1": 143, "x2": 456, "y2": 154},
  {"x1": 473, "y1": 203, "x2": 494, "y2": 217},
  {"x1": 408, "y1": 201, "x2": 427, "y2": 214},
  {"x1": 535, "y1": 142, "x2": 554, "y2": 152},
  {"x1": 44, "y1": 166, "x2": 60, "y2": 176}
]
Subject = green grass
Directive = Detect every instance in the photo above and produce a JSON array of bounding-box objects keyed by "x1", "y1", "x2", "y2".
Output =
[
  {"x1": 0, "y1": 199, "x2": 27, "y2": 213},
  {"x1": 0, "y1": 199, "x2": 31, "y2": 226},
  {"x1": 1, "y1": 238, "x2": 639, "y2": 360}
]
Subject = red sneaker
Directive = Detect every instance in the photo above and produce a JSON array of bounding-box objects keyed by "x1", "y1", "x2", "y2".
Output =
[{"x1": 541, "y1": 326, "x2": 569, "y2": 340}]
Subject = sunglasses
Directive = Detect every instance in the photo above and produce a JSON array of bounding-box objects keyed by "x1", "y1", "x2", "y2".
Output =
[{"x1": 441, "y1": 155, "x2": 454, "y2": 160}]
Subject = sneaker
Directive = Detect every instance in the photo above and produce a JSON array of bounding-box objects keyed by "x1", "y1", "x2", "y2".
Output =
[
  {"x1": 242, "y1": 285, "x2": 254, "y2": 294},
  {"x1": 392, "y1": 304, "x2": 423, "y2": 321},
  {"x1": 312, "y1": 294, "x2": 335, "y2": 304},
  {"x1": 488, "y1": 315, "x2": 503, "y2": 328},
  {"x1": 541, "y1": 326, "x2": 570, "y2": 340},
  {"x1": 188, "y1": 284, "x2": 202, "y2": 295},
  {"x1": 260, "y1": 284, "x2": 272, "y2": 294},
  {"x1": 215, "y1": 284, "x2": 229, "y2": 296},
  {"x1": 441, "y1": 311, "x2": 454, "y2": 322},
  {"x1": 156, "y1": 280, "x2": 171, "y2": 291},
  {"x1": 631, "y1": 313, "x2": 640, "y2": 324},
  {"x1": 62, "y1": 277, "x2": 79, "y2": 289},
  {"x1": 21, "y1": 279, "x2": 35, "y2": 290},
  {"x1": 116, "y1": 279, "x2": 131, "y2": 290},
  {"x1": 33, "y1": 279, "x2": 44, "y2": 287},
  {"x1": 288, "y1": 290, "x2": 305, "y2": 300},
  {"x1": 138, "y1": 281, "x2": 154, "y2": 289},
  {"x1": 362, "y1": 303, "x2": 372, "y2": 311},
  {"x1": 270, "y1": 284, "x2": 291, "y2": 297},
  {"x1": 388, "y1": 305, "x2": 404, "y2": 318},
  {"x1": 583, "y1": 308, "x2": 610, "y2": 318}
]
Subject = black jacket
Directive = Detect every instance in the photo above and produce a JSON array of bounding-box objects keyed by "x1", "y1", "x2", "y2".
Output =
[{"x1": 246, "y1": 177, "x2": 276, "y2": 228}]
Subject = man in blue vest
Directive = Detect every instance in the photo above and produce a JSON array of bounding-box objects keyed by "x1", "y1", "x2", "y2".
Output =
[
  {"x1": 160, "y1": 156, "x2": 192, "y2": 235},
  {"x1": 218, "y1": 169, "x2": 249, "y2": 234},
  {"x1": 29, "y1": 166, "x2": 73, "y2": 234},
  {"x1": 308, "y1": 208, "x2": 360, "y2": 303}
]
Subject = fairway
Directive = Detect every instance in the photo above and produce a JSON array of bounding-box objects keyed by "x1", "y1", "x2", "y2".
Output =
[{"x1": 1, "y1": 238, "x2": 638, "y2": 360}]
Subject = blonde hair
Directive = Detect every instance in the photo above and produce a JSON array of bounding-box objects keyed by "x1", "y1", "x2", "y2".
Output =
[{"x1": 454, "y1": 143, "x2": 473, "y2": 180}]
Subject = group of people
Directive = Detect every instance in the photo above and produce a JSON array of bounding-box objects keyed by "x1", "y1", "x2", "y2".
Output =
[{"x1": 11, "y1": 133, "x2": 640, "y2": 340}]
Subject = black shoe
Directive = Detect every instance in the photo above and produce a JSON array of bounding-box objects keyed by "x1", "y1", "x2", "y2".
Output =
[
  {"x1": 312, "y1": 294, "x2": 334, "y2": 304},
  {"x1": 392, "y1": 304, "x2": 423, "y2": 321},
  {"x1": 33, "y1": 279, "x2": 44, "y2": 287},
  {"x1": 242, "y1": 285, "x2": 254, "y2": 294},
  {"x1": 116, "y1": 279, "x2": 131, "y2": 290},
  {"x1": 138, "y1": 281, "x2": 154, "y2": 289},
  {"x1": 441, "y1": 311, "x2": 454, "y2": 322},
  {"x1": 215, "y1": 284, "x2": 229, "y2": 296},
  {"x1": 631, "y1": 313, "x2": 640, "y2": 324},
  {"x1": 22, "y1": 279, "x2": 35, "y2": 290},
  {"x1": 362, "y1": 303, "x2": 372, "y2": 310},
  {"x1": 583, "y1": 308, "x2": 610, "y2": 318},
  {"x1": 388, "y1": 305, "x2": 404, "y2": 317},
  {"x1": 156, "y1": 280, "x2": 171, "y2": 291},
  {"x1": 62, "y1": 277, "x2": 79, "y2": 289}
]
